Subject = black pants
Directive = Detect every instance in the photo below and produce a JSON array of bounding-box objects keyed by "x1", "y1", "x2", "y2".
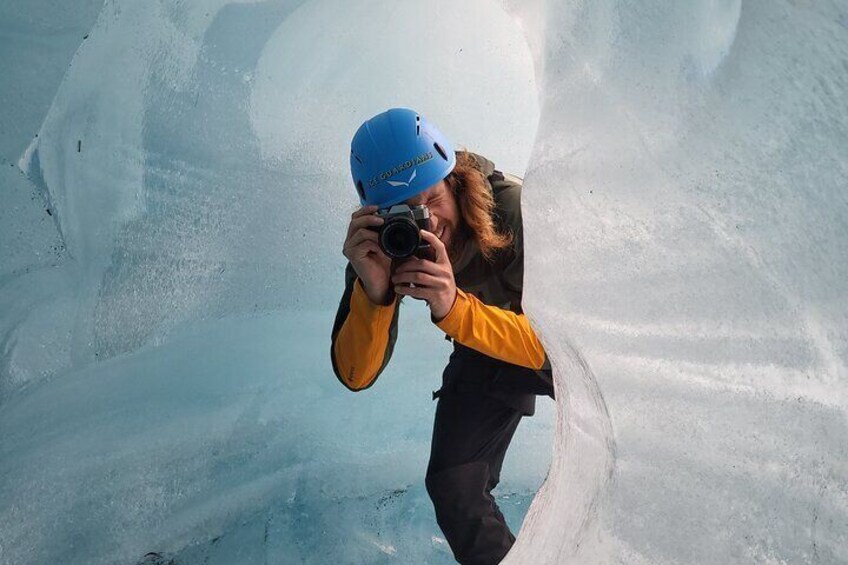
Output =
[{"x1": 426, "y1": 351, "x2": 550, "y2": 565}]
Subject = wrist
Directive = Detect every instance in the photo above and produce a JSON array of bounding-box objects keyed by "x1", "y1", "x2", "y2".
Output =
[
  {"x1": 357, "y1": 278, "x2": 393, "y2": 307},
  {"x1": 431, "y1": 288, "x2": 459, "y2": 323}
]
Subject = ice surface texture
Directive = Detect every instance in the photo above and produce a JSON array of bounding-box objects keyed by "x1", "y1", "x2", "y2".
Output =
[
  {"x1": 2, "y1": 1, "x2": 542, "y2": 563},
  {"x1": 2, "y1": 0, "x2": 847, "y2": 564},
  {"x1": 502, "y1": 1, "x2": 848, "y2": 563}
]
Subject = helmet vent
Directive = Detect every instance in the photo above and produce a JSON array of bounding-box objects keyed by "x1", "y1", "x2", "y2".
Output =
[
  {"x1": 416, "y1": 115, "x2": 420, "y2": 136},
  {"x1": 352, "y1": 151, "x2": 363, "y2": 165},
  {"x1": 434, "y1": 142, "x2": 448, "y2": 161},
  {"x1": 356, "y1": 180, "x2": 366, "y2": 202}
]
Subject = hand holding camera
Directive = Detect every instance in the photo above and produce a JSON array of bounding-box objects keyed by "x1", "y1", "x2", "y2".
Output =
[
  {"x1": 343, "y1": 205, "x2": 393, "y2": 305},
  {"x1": 343, "y1": 203, "x2": 455, "y2": 317},
  {"x1": 391, "y1": 229, "x2": 458, "y2": 323}
]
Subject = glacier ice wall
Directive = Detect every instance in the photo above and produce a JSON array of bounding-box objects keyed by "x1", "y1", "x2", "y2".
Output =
[
  {"x1": 1, "y1": 0, "x2": 847, "y2": 563},
  {"x1": 504, "y1": 1, "x2": 848, "y2": 562}
]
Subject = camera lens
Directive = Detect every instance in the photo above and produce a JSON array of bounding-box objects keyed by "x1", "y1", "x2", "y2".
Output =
[{"x1": 380, "y1": 217, "x2": 420, "y2": 258}]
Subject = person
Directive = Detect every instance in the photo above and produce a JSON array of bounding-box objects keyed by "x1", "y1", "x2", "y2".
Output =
[{"x1": 330, "y1": 107, "x2": 554, "y2": 565}]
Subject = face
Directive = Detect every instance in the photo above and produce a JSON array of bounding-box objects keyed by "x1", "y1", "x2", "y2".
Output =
[{"x1": 404, "y1": 179, "x2": 464, "y2": 263}]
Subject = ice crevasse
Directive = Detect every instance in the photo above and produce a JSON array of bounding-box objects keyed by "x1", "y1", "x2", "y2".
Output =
[{"x1": 0, "y1": 0, "x2": 846, "y2": 563}]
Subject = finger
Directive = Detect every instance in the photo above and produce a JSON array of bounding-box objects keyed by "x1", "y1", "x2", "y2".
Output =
[
  {"x1": 344, "y1": 237, "x2": 384, "y2": 263},
  {"x1": 392, "y1": 271, "x2": 441, "y2": 287},
  {"x1": 347, "y1": 212, "x2": 383, "y2": 238},
  {"x1": 418, "y1": 230, "x2": 447, "y2": 264},
  {"x1": 357, "y1": 240, "x2": 385, "y2": 259},
  {"x1": 392, "y1": 257, "x2": 421, "y2": 273},
  {"x1": 346, "y1": 228, "x2": 379, "y2": 250},
  {"x1": 351, "y1": 204, "x2": 379, "y2": 219},
  {"x1": 394, "y1": 283, "x2": 429, "y2": 300},
  {"x1": 348, "y1": 205, "x2": 378, "y2": 238},
  {"x1": 344, "y1": 240, "x2": 374, "y2": 261},
  {"x1": 394, "y1": 256, "x2": 441, "y2": 276}
]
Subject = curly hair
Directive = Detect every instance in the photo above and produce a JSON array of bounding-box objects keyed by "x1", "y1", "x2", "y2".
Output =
[{"x1": 444, "y1": 149, "x2": 515, "y2": 263}]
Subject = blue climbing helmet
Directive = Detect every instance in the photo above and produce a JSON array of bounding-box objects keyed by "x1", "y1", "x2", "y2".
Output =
[{"x1": 350, "y1": 107, "x2": 456, "y2": 208}]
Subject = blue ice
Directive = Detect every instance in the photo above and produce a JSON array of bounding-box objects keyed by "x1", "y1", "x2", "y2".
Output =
[{"x1": 1, "y1": 0, "x2": 846, "y2": 563}]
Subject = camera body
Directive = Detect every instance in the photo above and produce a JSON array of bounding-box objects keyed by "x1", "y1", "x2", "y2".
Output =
[{"x1": 368, "y1": 203, "x2": 434, "y2": 260}]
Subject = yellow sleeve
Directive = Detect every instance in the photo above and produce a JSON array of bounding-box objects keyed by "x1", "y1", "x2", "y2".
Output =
[
  {"x1": 434, "y1": 287, "x2": 547, "y2": 370},
  {"x1": 332, "y1": 277, "x2": 400, "y2": 391}
]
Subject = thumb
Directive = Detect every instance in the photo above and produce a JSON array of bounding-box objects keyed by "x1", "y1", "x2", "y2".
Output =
[{"x1": 420, "y1": 229, "x2": 446, "y2": 263}]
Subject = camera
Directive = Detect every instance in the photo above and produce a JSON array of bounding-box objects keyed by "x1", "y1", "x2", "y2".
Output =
[{"x1": 368, "y1": 204, "x2": 434, "y2": 260}]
